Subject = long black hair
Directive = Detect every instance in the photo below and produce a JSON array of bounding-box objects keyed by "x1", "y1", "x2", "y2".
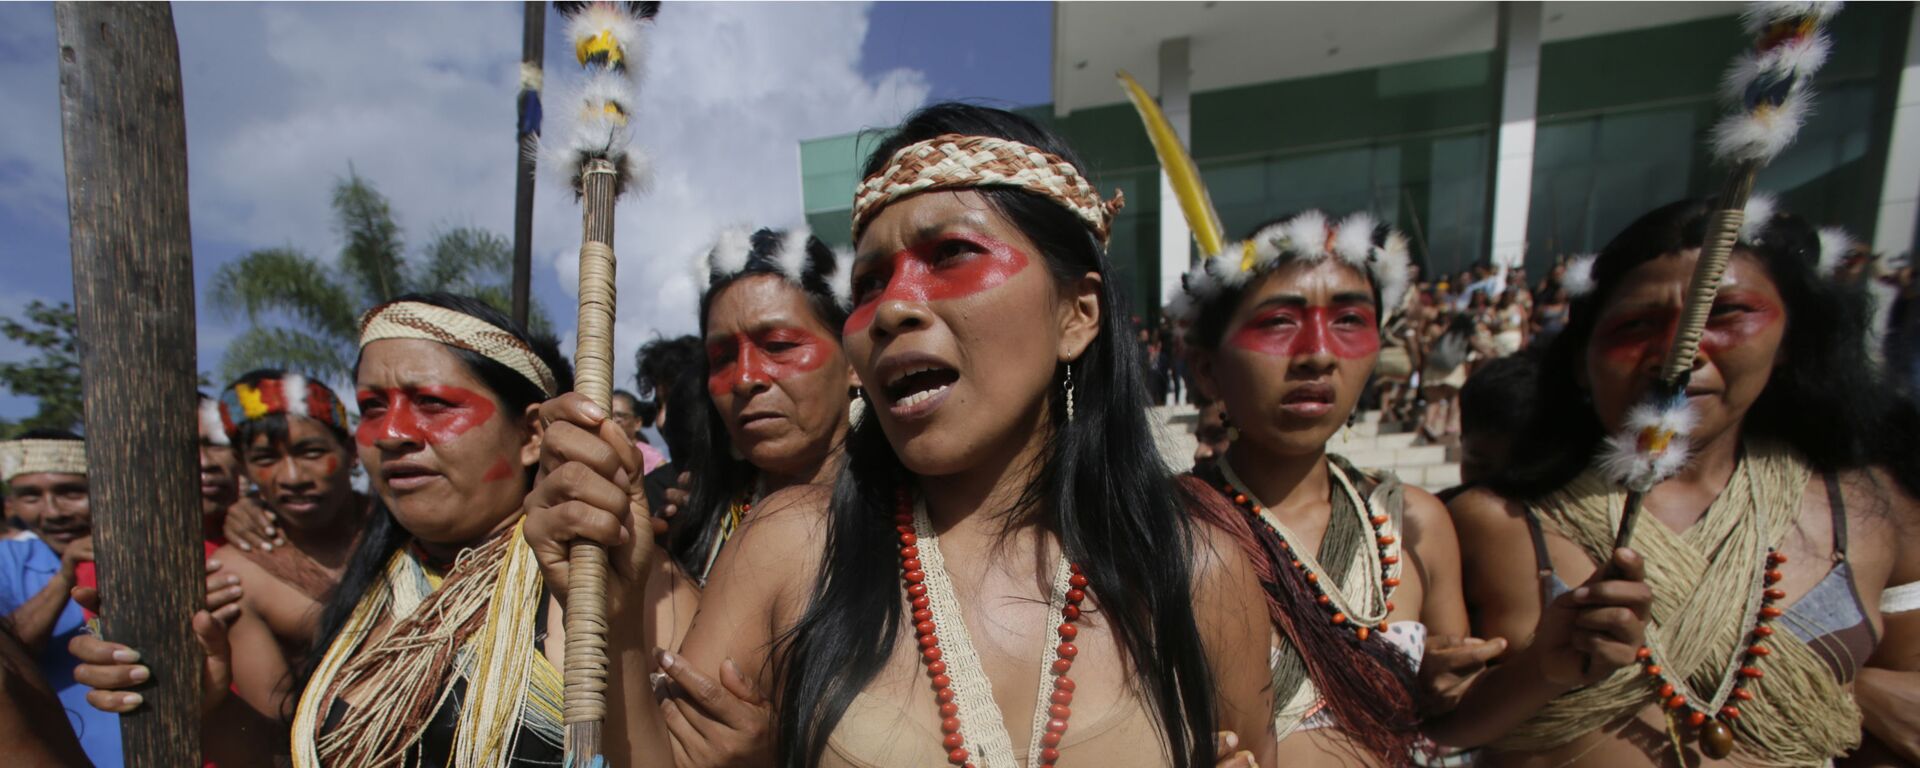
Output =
[
  {"x1": 670, "y1": 228, "x2": 850, "y2": 578},
  {"x1": 288, "y1": 292, "x2": 571, "y2": 719},
  {"x1": 1491, "y1": 198, "x2": 1920, "y2": 500},
  {"x1": 773, "y1": 103, "x2": 1220, "y2": 767}
]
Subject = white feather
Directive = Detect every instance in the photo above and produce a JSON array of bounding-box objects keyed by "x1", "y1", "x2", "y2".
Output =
[
  {"x1": 1741, "y1": 193, "x2": 1779, "y2": 242},
  {"x1": 708, "y1": 228, "x2": 753, "y2": 281},
  {"x1": 1372, "y1": 232, "x2": 1413, "y2": 314},
  {"x1": 1598, "y1": 399, "x2": 1699, "y2": 491},
  {"x1": 1722, "y1": 34, "x2": 1830, "y2": 105},
  {"x1": 284, "y1": 374, "x2": 311, "y2": 419},
  {"x1": 199, "y1": 399, "x2": 230, "y2": 447},
  {"x1": 1332, "y1": 212, "x2": 1377, "y2": 268},
  {"x1": 1185, "y1": 262, "x2": 1222, "y2": 300},
  {"x1": 775, "y1": 228, "x2": 813, "y2": 285},
  {"x1": 1710, "y1": 91, "x2": 1810, "y2": 163},
  {"x1": 826, "y1": 247, "x2": 854, "y2": 309},
  {"x1": 1816, "y1": 226, "x2": 1855, "y2": 275},
  {"x1": 1562, "y1": 254, "x2": 1600, "y2": 298},
  {"x1": 566, "y1": 2, "x2": 652, "y2": 83},
  {"x1": 1741, "y1": 1, "x2": 1841, "y2": 35},
  {"x1": 1249, "y1": 224, "x2": 1288, "y2": 267},
  {"x1": 1282, "y1": 211, "x2": 1331, "y2": 261},
  {"x1": 1209, "y1": 249, "x2": 1251, "y2": 289}
]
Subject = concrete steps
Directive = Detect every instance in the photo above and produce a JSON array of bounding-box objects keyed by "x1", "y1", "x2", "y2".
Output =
[{"x1": 1149, "y1": 404, "x2": 1461, "y2": 493}]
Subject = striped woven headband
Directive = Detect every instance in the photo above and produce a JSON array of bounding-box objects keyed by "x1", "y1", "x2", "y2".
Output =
[
  {"x1": 359, "y1": 301, "x2": 559, "y2": 398},
  {"x1": 1, "y1": 438, "x2": 86, "y2": 480},
  {"x1": 852, "y1": 134, "x2": 1124, "y2": 245},
  {"x1": 216, "y1": 373, "x2": 351, "y2": 442}
]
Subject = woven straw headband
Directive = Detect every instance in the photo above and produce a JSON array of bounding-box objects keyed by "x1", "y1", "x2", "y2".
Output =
[
  {"x1": 852, "y1": 134, "x2": 1123, "y2": 246},
  {"x1": 1, "y1": 438, "x2": 86, "y2": 481},
  {"x1": 359, "y1": 301, "x2": 559, "y2": 398}
]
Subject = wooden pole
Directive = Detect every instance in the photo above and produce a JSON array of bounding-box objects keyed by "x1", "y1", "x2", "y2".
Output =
[
  {"x1": 563, "y1": 158, "x2": 618, "y2": 766},
  {"x1": 54, "y1": 3, "x2": 202, "y2": 766},
  {"x1": 511, "y1": 1, "x2": 546, "y2": 327}
]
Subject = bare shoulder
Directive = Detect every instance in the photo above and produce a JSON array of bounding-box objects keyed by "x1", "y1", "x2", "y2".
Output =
[
  {"x1": 704, "y1": 483, "x2": 831, "y2": 613},
  {"x1": 1839, "y1": 467, "x2": 1920, "y2": 581},
  {"x1": 211, "y1": 543, "x2": 271, "y2": 583},
  {"x1": 1445, "y1": 485, "x2": 1529, "y2": 542},
  {"x1": 1399, "y1": 485, "x2": 1456, "y2": 540}
]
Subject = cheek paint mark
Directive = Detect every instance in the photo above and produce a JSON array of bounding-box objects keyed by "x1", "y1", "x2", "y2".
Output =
[
  {"x1": 708, "y1": 326, "x2": 832, "y2": 398},
  {"x1": 354, "y1": 386, "x2": 499, "y2": 447},
  {"x1": 1698, "y1": 292, "x2": 1783, "y2": 358},
  {"x1": 482, "y1": 457, "x2": 515, "y2": 482},
  {"x1": 1229, "y1": 305, "x2": 1380, "y2": 359},
  {"x1": 844, "y1": 234, "x2": 1031, "y2": 334},
  {"x1": 322, "y1": 454, "x2": 339, "y2": 476}
]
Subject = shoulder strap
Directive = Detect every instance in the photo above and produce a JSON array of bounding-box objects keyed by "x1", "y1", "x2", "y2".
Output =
[
  {"x1": 1821, "y1": 471, "x2": 1849, "y2": 558},
  {"x1": 1521, "y1": 504, "x2": 1558, "y2": 607}
]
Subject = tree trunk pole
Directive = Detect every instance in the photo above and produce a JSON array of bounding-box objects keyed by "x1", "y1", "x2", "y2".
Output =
[
  {"x1": 511, "y1": 1, "x2": 546, "y2": 327},
  {"x1": 54, "y1": 3, "x2": 203, "y2": 766}
]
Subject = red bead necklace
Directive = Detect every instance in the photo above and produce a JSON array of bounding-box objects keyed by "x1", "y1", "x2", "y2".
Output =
[
  {"x1": 1216, "y1": 468, "x2": 1397, "y2": 641},
  {"x1": 894, "y1": 493, "x2": 1088, "y2": 768},
  {"x1": 1633, "y1": 548, "x2": 1787, "y2": 760}
]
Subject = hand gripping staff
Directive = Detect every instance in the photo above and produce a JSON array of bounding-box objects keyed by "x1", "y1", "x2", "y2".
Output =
[
  {"x1": 544, "y1": 2, "x2": 660, "y2": 765},
  {"x1": 1605, "y1": 2, "x2": 1838, "y2": 553}
]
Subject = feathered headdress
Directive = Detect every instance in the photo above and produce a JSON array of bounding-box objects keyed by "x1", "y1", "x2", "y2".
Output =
[
  {"x1": 1117, "y1": 71, "x2": 1413, "y2": 335},
  {"x1": 541, "y1": 1, "x2": 660, "y2": 194},
  {"x1": 695, "y1": 226, "x2": 853, "y2": 311}
]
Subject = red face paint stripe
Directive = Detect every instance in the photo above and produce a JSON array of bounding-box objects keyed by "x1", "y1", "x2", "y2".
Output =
[
  {"x1": 354, "y1": 385, "x2": 499, "y2": 447},
  {"x1": 1229, "y1": 304, "x2": 1380, "y2": 359},
  {"x1": 1594, "y1": 293, "x2": 1782, "y2": 366},
  {"x1": 844, "y1": 234, "x2": 1032, "y2": 335},
  {"x1": 707, "y1": 326, "x2": 833, "y2": 398},
  {"x1": 482, "y1": 457, "x2": 515, "y2": 482}
]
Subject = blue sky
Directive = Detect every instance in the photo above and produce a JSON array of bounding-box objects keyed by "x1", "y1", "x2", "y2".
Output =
[{"x1": 0, "y1": 1, "x2": 1052, "y2": 420}]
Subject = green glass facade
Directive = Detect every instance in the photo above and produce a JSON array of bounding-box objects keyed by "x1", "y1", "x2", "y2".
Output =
[{"x1": 801, "y1": 3, "x2": 1913, "y2": 316}]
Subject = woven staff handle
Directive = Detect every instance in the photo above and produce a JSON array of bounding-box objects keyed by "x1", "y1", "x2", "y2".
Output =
[
  {"x1": 1658, "y1": 164, "x2": 1759, "y2": 385},
  {"x1": 564, "y1": 158, "x2": 618, "y2": 765}
]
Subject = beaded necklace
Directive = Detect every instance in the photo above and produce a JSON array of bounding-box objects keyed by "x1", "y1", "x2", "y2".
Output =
[
  {"x1": 1217, "y1": 458, "x2": 1399, "y2": 638},
  {"x1": 1634, "y1": 547, "x2": 1787, "y2": 761},
  {"x1": 894, "y1": 492, "x2": 1087, "y2": 768},
  {"x1": 699, "y1": 488, "x2": 756, "y2": 585}
]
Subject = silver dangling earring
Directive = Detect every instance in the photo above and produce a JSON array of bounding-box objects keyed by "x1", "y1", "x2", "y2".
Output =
[
  {"x1": 1064, "y1": 361, "x2": 1076, "y2": 423},
  {"x1": 848, "y1": 387, "x2": 866, "y2": 427}
]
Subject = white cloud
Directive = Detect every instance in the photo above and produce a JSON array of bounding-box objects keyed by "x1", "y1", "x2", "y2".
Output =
[
  {"x1": 543, "y1": 2, "x2": 927, "y2": 385},
  {"x1": 0, "y1": 1, "x2": 926, "y2": 397}
]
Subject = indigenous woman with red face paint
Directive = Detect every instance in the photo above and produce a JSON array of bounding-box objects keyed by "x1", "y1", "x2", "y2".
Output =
[
  {"x1": 524, "y1": 103, "x2": 1276, "y2": 768},
  {"x1": 1167, "y1": 212, "x2": 1651, "y2": 767},
  {"x1": 671, "y1": 227, "x2": 855, "y2": 587},
  {"x1": 1448, "y1": 198, "x2": 1920, "y2": 766}
]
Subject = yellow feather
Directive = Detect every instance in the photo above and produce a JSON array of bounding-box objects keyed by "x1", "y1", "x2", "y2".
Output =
[{"x1": 1117, "y1": 70, "x2": 1226, "y2": 259}]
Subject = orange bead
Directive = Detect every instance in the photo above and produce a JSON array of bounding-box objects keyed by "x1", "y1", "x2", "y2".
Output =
[
  {"x1": 943, "y1": 732, "x2": 964, "y2": 749},
  {"x1": 932, "y1": 673, "x2": 951, "y2": 688},
  {"x1": 1384, "y1": 578, "x2": 1401, "y2": 588},
  {"x1": 948, "y1": 747, "x2": 969, "y2": 765},
  {"x1": 1356, "y1": 627, "x2": 1371, "y2": 641},
  {"x1": 1058, "y1": 624, "x2": 1077, "y2": 640},
  {"x1": 1371, "y1": 514, "x2": 1389, "y2": 526},
  {"x1": 1051, "y1": 689, "x2": 1073, "y2": 705},
  {"x1": 1378, "y1": 535, "x2": 1396, "y2": 546},
  {"x1": 1383, "y1": 555, "x2": 1401, "y2": 565},
  {"x1": 900, "y1": 533, "x2": 917, "y2": 545},
  {"x1": 1733, "y1": 688, "x2": 1753, "y2": 701},
  {"x1": 924, "y1": 647, "x2": 942, "y2": 662},
  {"x1": 1646, "y1": 665, "x2": 1663, "y2": 676},
  {"x1": 1233, "y1": 494, "x2": 1248, "y2": 505},
  {"x1": 1753, "y1": 625, "x2": 1774, "y2": 637},
  {"x1": 1658, "y1": 683, "x2": 1674, "y2": 699},
  {"x1": 1063, "y1": 605, "x2": 1080, "y2": 621},
  {"x1": 1065, "y1": 588, "x2": 1086, "y2": 603},
  {"x1": 1768, "y1": 551, "x2": 1787, "y2": 565},
  {"x1": 1069, "y1": 574, "x2": 1088, "y2": 588},
  {"x1": 1056, "y1": 677, "x2": 1075, "y2": 692},
  {"x1": 1385, "y1": 601, "x2": 1395, "y2": 612},
  {"x1": 1306, "y1": 572, "x2": 1320, "y2": 584},
  {"x1": 927, "y1": 660, "x2": 946, "y2": 676},
  {"x1": 1763, "y1": 588, "x2": 1785, "y2": 601},
  {"x1": 1317, "y1": 595, "x2": 1331, "y2": 606},
  {"x1": 1748, "y1": 645, "x2": 1770, "y2": 657},
  {"x1": 903, "y1": 558, "x2": 922, "y2": 571},
  {"x1": 905, "y1": 570, "x2": 926, "y2": 584},
  {"x1": 1764, "y1": 570, "x2": 1783, "y2": 585},
  {"x1": 1049, "y1": 704, "x2": 1070, "y2": 719},
  {"x1": 940, "y1": 703, "x2": 959, "y2": 718},
  {"x1": 1740, "y1": 666, "x2": 1763, "y2": 679},
  {"x1": 919, "y1": 634, "x2": 939, "y2": 649},
  {"x1": 941, "y1": 717, "x2": 961, "y2": 734},
  {"x1": 1332, "y1": 613, "x2": 1348, "y2": 624},
  {"x1": 1687, "y1": 711, "x2": 1707, "y2": 727},
  {"x1": 1052, "y1": 659, "x2": 1073, "y2": 675},
  {"x1": 1759, "y1": 606, "x2": 1783, "y2": 620},
  {"x1": 1042, "y1": 748, "x2": 1060, "y2": 763},
  {"x1": 901, "y1": 545, "x2": 918, "y2": 558},
  {"x1": 1666, "y1": 695, "x2": 1688, "y2": 710},
  {"x1": 1721, "y1": 706, "x2": 1741, "y2": 720},
  {"x1": 1636, "y1": 647, "x2": 1652, "y2": 661},
  {"x1": 1057, "y1": 642, "x2": 1078, "y2": 658}
]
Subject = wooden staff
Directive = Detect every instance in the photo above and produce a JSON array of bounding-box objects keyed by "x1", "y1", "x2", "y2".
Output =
[
  {"x1": 547, "y1": 3, "x2": 659, "y2": 763},
  {"x1": 54, "y1": 3, "x2": 203, "y2": 765},
  {"x1": 511, "y1": 1, "x2": 546, "y2": 327},
  {"x1": 1610, "y1": 3, "x2": 1837, "y2": 553}
]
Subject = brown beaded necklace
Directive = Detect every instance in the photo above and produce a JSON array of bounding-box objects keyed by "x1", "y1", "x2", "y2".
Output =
[
  {"x1": 1634, "y1": 548, "x2": 1787, "y2": 760},
  {"x1": 893, "y1": 491, "x2": 1087, "y2": 768}
]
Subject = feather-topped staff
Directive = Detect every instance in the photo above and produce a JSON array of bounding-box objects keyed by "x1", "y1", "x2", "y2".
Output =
[
  {"x1": 1606, "y1": 1, "x2": 1839, "y2": 553},
  {"x1": 545, "y1": 2, "x2": 659, "y2": 765}
]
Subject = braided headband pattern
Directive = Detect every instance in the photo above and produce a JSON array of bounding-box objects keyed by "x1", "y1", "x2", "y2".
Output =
[
  {"x1": 359, "y1": 301, "x2": 559, "y2": 398},
  {"x1": 1, "y1": 439, "x2": 86, "y2": 481},
  {"x1": 216, "y1": 373, "x2": 351, "y2": 443},
  {"x1": 853, "y1": 134, "x2": 1124, "y2": 245}
]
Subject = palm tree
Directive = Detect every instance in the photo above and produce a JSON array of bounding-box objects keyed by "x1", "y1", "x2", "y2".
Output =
[{"x1": 210, "y1": 169, "x2": 548, "y2": 383}]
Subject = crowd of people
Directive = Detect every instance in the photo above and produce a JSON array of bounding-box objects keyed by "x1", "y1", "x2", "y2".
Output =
[{"x1": 0, "y1": 101, "x2": 1915, "y2": 768}]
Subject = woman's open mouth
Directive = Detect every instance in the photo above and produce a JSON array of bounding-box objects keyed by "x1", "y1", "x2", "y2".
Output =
[
  {"x1": 884, "y1": 365, "x2": 959, "y2": 419},
  {"x1": 382, "y1": 462, "x2": 441, "y2": 491}
]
